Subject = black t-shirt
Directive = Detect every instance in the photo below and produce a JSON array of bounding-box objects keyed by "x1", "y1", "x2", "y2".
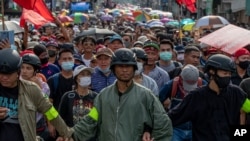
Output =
[
  {"x1": 58, "y1": 90, "x2": 97, "y2": 127},
  {"x1": 0, "y1": 85, "x2": 24, "y2": 141},
  {"x1": 48, "y1": 73, "x2": 74, "y2": 110},
  {"x1": 169, "y1": 85, "x2": 247, "y2": 141}
]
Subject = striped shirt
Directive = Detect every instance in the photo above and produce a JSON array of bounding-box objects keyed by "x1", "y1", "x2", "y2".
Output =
[{"x1": 91, "y1": 68, "x2": 116, "y2": 93}]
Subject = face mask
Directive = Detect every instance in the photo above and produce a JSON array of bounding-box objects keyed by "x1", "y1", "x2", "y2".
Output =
[
  {"x1": 238, "y1": 60, "x2": 250, "y2": 70},
  {"x1": 40, "y1": 57, "x2": 49, "y2": 65},
  {"x1": 61, "y1": 61, "x2": 74, "y2": 71},
  {"x1": 135, "y1": 62, "x2": 143, "y2": 75},
  {"x1": 214, "y1": 75, "x2": 231, "y2": 89},
  {"x1": 124, "y1": 41, "x2": 131, "y2": 48},
  {"x1": 159, "y1": 51, "x2": 172, "y2": 61},
  {"x1": 177, "y1": 53, "x2": 184, "y2": 60},
  {"x1": 79, "y1": 76, "x2": 91, "y2": 87},
  {"x1": 11, "y1": 44, "x2": 17, "y2": 51},
  {"x1": 98, "y1": 66, "x2": 110, "y2": 74},
  {"x1": 48, "y1": 50, "x2": 56, "y2": 57}
]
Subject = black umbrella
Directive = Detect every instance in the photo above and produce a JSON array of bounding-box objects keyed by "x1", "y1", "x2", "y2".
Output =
[{"x1": 75, "y1": 28, "x2": 117, "y2": 41}]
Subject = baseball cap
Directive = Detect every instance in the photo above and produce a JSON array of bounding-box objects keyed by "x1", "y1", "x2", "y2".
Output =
[
  {"x1": 133, "y1": 41, "x2": 144, "y2": 47},
  {"x1": 27, "y1": 41, "x2": 39, "y2": 50},
  {"x1": 138, "y1": 36, "x2": 149, "y2": 43},
  {"x1": 180, "y1": 64, "x2": 199, "y2": 92},
  {"x1": 143, "y1": 41, "x2": 159, "y2": 51},
  {"x1": 234, "y1": 48, "x2": 250, "y2": 58},
  {"x1": 110, "y1": 35, "x2": 123, "y2": 43},
  {"x1": 46, "y1": 41, "x2": 59, "y2": 48},
  {"x1": 73, "y1": 65, "x2": 94, "y2": 78},
  {"x1": 96, "y1": 47, "x2": 113, "y2": 58}
]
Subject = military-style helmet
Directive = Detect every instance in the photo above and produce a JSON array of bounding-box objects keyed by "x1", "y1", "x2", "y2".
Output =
[
  {"x1": 110, "y1": 48, "x2": 138, "y2": 70},
  {"x1": 0, "y1": 48, "x2": 22, "y2": 74},
  {"x1": 204, "y1": 54, "x2": 235, "y2": 72},
  {"x1": 131, "y1": 47, "x2": 148, "y2": 62},
  {"x1": 22, "y1": 54, "x2": 41, "y2": 70}
]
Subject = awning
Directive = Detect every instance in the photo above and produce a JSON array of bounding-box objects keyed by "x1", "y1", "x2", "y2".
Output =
[
  {"x1": 231, "y1": 0, "x2": 245, "y2": 12},
  {"x1": 198, "y1": 24, "x2": 250, "y2": 55}
]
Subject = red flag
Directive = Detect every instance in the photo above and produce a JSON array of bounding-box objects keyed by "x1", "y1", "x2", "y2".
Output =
[
  {"x1": 14, "y1": 0, "x2": 37, "y2": 9},
  {"x1": 176, "y1": 0, "x2": 183, "y2": 5},
  {"x1": 185, "y1": 0, "x2": 196, "y2": 13},
  {"x1": 176, "y1": 0, "x2": 197, "y2": 13},
  {"x1": 20, "y1": 0, "x2": 54, "y2": 28}
]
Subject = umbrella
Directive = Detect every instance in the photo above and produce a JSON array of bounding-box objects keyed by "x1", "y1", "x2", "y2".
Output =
[
  {"x1": 41, "y1": 22, "x2": 57, "y2": 28},
  {"x1": 160, "y1": 18, "x2": 172, "y2": 23},
  {"x1": 180, "y1": 18, "x2": 194, "y2": 26},
  {"x1": 194, "y1": 15, "x2": 229, "y2": 28},
  {"x1": 135, "y1": 13, "x2": 151, "y2": 22},
  {"x1": 101, "y1": 14, "x2": 113, "y2": 21},
  {"x1": 0, "y1": 21, "x2": 24, "y2": 34},
  {"x1": 125, "y1": 16, "x2": 135, "y2": 22},
  {"x1": 70, "y1": 13, "x2": 89, "y2": 24},
  {"x1": 58, "y1": 15, "x2": 73, "y2": 23},
  {"x1": 75, "y1": 28, "x2": 117, "y2": 41},
  {"x1": 182, "y1": 22, "x2": 195, "y2": 31},
  {"x1": 198, "y1": 24, "x2": 250, "y2": 55},
  {"x1": 165, "y1": 21, "x2": 180, "y2": 28}
]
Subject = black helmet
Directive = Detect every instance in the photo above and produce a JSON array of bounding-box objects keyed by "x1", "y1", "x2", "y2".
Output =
[
  {"x1": 22, "y1": 54, "x2": 41, "y2": 70},
  {"x1": 204, "y1": 54, "x2": 235, "y2": 72},
  {"x1": 131, "y1": 47, "x2": 147, "y2": 61},
  {"x1": 110, "y1": 48, "x2": 138, "y2": 70},
  {"x1": 0, "y1": 48, "x2": 22, "y2": 74}
]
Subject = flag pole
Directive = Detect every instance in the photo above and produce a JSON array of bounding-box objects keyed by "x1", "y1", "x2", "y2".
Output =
[{"x1": 1, "y1": 0, "x2": 5, "y2": 30}]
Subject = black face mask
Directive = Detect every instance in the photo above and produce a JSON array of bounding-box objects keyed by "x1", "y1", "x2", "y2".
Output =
[
  {"x1": 238, "y1": 61, "x2": 250, "y2": 70},
  {"x1": 214, "y1": 75, "x2": 231, "y2": 89},
  {"x1": 40, "y1": 57, "x2": 49, "y2": 65},
  {"x1": 48, "y1": 50, "x2": 56, "y2": 57}
]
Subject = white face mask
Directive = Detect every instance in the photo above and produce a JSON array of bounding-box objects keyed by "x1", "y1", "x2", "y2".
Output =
[
  {"x1": 79, "y1": 76, "x2": 91, "y2": 87},
  {"x1": 135, "y1": 62, "x2": 143, "y2": 75},
  {"x1": 177, "y1": 53, "x2": 184, "y2": 61}
]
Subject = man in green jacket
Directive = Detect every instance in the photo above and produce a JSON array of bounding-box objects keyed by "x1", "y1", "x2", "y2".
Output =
[
  {"x1": 59, "y1": 48, "x2": 173, "y2": 141},
  {"x1": 0, "y1": 48, "x2": 73, "y2": 141}
]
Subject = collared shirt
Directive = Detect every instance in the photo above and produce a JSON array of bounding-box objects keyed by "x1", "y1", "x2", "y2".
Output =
[{"x1": 91, "y1": 68, "x2": 116, "y2": 93}]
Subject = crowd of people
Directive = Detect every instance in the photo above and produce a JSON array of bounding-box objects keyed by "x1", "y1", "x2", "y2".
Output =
[{"x1": 1, "y1": 5, "x2": 250, "y2": 141}]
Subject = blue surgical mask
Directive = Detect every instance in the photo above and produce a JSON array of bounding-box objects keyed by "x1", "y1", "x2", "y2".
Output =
[
  {"x1": 160, "y1": 51, "x2": 172, "y2": 61},
  {"x1": 61, "y1": 61, "x2": 74, "y2": 71},
  {"x1": 11, "y1": 44, "x2": 17, "y2": 51},
  {"x1": 98, "y1": 66, "x2": 110, "y2": 74}
]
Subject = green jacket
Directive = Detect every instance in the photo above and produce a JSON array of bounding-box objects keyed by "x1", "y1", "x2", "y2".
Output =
[
  {"x1": 73, "y1": 81, "x2": 173, "y2": 141},
  {"x1": 17, "y1": 80, "x2": 73, "y2": 141}
]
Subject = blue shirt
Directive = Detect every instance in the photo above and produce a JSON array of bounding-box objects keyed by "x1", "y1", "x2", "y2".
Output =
[
  {"x1": 91, "y1": 68, "x2": 116, "y2": 93},
  {"x1": 41, "y1": 63, "x2": 60, "y2": 79},
  {"x1": 143, "y1": 66, "x2": 170, "y2": 91}
]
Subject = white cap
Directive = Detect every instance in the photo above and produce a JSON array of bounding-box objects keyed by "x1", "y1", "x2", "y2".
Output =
[{"x1": 73, "y1": 65, "x2": 94, "y2": 78}]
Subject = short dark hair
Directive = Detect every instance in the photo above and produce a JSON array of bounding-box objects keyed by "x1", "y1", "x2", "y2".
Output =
[
  {"x1": 81, "y1": 36, "x2": 96, "y2": 45},
  {"x1": 184, "y1": 46, "x2": 200, "y2": 54},
  {"x1": 160, "y1": 39, "x2": 174, "y2": 49},
  {"x1": 58, "y1": 48, "x2": 74, "y2": 60}
]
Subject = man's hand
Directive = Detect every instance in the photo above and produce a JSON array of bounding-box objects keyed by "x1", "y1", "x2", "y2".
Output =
[
  {"x1": 56, "y1": 137, "x2": 74, "y2": 141},
  {"x1": 142, "y1": 132, "x2": 154, "y2": 141},
  {"x1": 0, "y1": 39, "x2": 10, "y2": 50},
  {"x1": 163, "y1": 98, "x2": 171, "y2": 109},
  {"x1": 48, "y1": 123, "x2": 56, "y2": 138},
  {"x1": 0, "y1": 107, "x2": 9, "y2": 119}
]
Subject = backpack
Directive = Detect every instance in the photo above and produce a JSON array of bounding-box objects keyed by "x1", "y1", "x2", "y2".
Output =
[{"x1": 171, "y1": 76, "x2": 203, "y2": 98}]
